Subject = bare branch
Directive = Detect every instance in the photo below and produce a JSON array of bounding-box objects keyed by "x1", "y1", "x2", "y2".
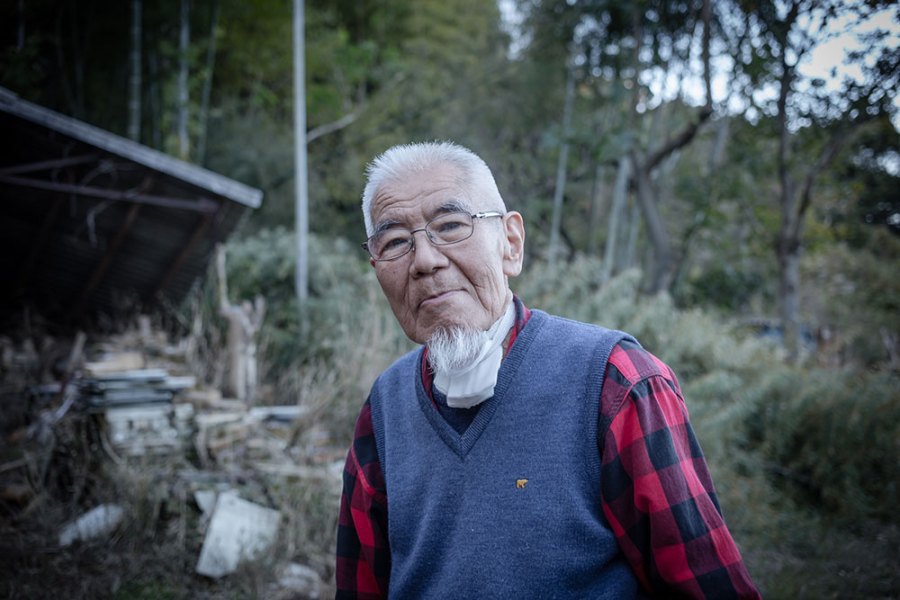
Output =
[
  {"x1": 797, "y1": 123, "x2": 863, "y2": 220},
  {"x1": 644, "y1": 105, "x2": 713, "y2": 172},
  {"x1": 306, "y1": 110, "x2": 359, "y2": 144}
]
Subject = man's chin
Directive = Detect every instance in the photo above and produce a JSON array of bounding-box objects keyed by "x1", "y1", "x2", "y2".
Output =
[
  {"x1": 426, "y1": 325, "x2": 487, "y2": 373},
  {"x1": 421, "y1": 323, "x2": 474, "y2": 345}
]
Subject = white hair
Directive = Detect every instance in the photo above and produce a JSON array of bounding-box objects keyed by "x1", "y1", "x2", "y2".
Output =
[
  {"x1": 361, "y1": 141, "x2": 507, "y2": 236},
  {"x1": 427, "y1": 326, "x2": 488, "y2": 373}
]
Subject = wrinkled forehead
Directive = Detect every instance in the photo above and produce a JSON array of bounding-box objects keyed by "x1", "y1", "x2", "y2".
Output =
[{"x1": 369, "y1": 163, "x2": 478, "y2": 225}]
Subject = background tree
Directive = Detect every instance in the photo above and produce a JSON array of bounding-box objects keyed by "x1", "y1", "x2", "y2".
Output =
[
  {"x1": 508, "y1": 0, "x2": 719, "y2": 292},
  {"x1": 730, "y1": 0, "x2": 899, "y2": 361},
  {"x1": 127, "y1": 0, "x2": 141, "y2": 142}
]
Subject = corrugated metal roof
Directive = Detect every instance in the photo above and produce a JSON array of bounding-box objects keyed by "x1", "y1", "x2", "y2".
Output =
[{"x1": 0, "y1": 87, "x2": 264, "y2": 326}]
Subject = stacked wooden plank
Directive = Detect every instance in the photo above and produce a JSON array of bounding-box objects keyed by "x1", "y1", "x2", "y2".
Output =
[{"x1": 80, "y1": 357, "x2": 196, "y2": 457}]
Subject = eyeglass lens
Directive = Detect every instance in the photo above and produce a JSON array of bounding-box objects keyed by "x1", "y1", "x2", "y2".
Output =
[{"x1": 370, "y1": 212, "x2": 475, "y2": 260}]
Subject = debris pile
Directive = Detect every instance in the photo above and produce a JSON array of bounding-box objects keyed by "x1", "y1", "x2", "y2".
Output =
[
  {"x1": 80, "y1": 365, "x2": 196, "y2": 457},
  {"x1": 0, "y1": 324, "x2": 342, "y2": 598}
]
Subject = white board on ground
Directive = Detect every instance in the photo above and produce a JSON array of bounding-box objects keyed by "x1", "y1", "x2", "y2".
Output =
[{"x1": 195, "y1": 492, "x2": 281, "y2": 578}]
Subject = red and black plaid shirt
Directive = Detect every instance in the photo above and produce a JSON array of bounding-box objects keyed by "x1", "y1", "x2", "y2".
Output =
[{"x1": 335, "y1": 299, "x2": 760, "y2": 599}]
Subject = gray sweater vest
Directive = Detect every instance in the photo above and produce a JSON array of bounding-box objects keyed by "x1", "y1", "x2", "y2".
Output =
[{"x1": 369, "y1": 310, "x2": 641, "y2": 599}]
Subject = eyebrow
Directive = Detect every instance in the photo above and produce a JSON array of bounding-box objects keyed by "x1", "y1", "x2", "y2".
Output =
[
  {"x1": 372, "y1": 200, "x2": 471, "y2": 235},
  {"x1": 373, "y1": 219, "x2": 402, "y2": 236},
  {"x1": 434, "y1": 200, "x2": 470, "y2": 216}
]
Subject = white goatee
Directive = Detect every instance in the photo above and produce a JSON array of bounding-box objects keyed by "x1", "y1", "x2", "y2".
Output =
[
  {"x1": 427, "y1": 326, "x2": 488, "y2": 373},
  {"x1": 425, "y1": 302, "x2": 516, "y2": 409}
]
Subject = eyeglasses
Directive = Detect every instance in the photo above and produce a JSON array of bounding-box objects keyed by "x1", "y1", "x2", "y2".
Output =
[{"x1": 362, "y1": 211, "x2": 504, "y2": 262}]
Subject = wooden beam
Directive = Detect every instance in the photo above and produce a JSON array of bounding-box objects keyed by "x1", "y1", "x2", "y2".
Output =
[
  {"x1": 0, "y1": 174, "x2": 218, "y2": 213},
  {"x1": 0, "y1": 90, "x2": 262, "y2": 207},
  {"x1": 0, "y1": 153, "x2": 100, "y2": 175}
]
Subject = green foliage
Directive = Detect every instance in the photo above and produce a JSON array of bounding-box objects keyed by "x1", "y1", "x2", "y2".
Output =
[
  {"x1": 216, "y1": 227, "x2": 411, "y2": 437},
  {"x1": 678, "y1": 264, "x2": 766, "y2": 310},
  {"x1": 204, "y1": 101, "x2": 294, "y2": 225},
  {"x1": 744, "y1": 367, "x2": 900, "y2": 523},
  {"x1": 514, "y1": 256, "x2": 772, "y2": 380},
  {"x1": 223, "y1": 227, "x2": 373, "y2": 365},
  {"x1": 112, "y1": 581, "x2": 182, "y2": 600},
  {"x1": 215, "y1": 0, "x2": 295, "y2": 119},
  {"x1": 0, "y1": 31, "x2": 47, "y2": 98},
  {"x1": 801, "y1": 232, "x2": 900, "y2": 367}
]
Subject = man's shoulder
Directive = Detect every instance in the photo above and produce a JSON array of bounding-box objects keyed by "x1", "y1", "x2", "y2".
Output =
[
  {"x1": 607, "y1": 338, "x2": 675, "y2": 384},
  {"x1": 532, "y1": 309, "x2": 627, "y2": 339},
  {"x1": 529, "y1": 310, "x2": 674, "y2": 383}
]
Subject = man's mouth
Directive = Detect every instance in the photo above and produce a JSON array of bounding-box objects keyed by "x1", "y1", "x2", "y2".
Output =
[{"x1": 420, "y1": 290, "x2": 461, "y2": 307}]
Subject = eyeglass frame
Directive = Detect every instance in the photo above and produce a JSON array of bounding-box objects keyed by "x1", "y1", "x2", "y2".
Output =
[{"x1": 361, "y1": 211, "x2": 505, "y2": 262}]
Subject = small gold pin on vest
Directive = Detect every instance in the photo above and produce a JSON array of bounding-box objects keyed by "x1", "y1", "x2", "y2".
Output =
[{"x1": 516, "y1": 478, "x2": 528, "y2": 489}]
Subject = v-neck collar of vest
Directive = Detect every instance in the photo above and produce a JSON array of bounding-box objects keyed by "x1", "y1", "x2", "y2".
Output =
[{"x1": 414, "y1": 310, "x2": 549, "y2": 459}]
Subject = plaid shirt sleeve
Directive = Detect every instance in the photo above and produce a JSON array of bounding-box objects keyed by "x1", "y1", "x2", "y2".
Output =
[
  {"x1": 335, "y1": 399, "x2": 390, "y2": 599},
  {"x1": 600, "y1": 340, "x2": 761, "y2": 599}
]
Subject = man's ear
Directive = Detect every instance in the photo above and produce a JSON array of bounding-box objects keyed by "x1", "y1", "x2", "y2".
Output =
[{"x1": 501, "y1": 211, "x2": 525, "y2": 278}]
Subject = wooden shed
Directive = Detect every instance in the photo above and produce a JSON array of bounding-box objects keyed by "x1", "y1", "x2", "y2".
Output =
[{"x1": 0, "y1": 87, "x2": 263, "y2": 325}]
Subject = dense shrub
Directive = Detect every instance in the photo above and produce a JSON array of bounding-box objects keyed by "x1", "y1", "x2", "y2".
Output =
[
  {"x1": 745, "y1": 367, "x2": 900, "y2": 523},
  {"x1": 514, "y1": 256, "x2": 772, "y2": 381},
  {"x1": 802, "y1": 236, "x2": 900, "y2": 368}
]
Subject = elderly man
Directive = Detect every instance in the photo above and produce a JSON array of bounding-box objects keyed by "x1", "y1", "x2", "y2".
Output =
[{"x1": 335, "y1": 141, "x2": 760, "y2": 599}]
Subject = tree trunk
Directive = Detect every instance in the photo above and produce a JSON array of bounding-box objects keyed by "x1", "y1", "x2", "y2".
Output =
[
  {"x1": 777, "y1": 226, "x2": 802, "y2": 362},
  {"x1": 586, "y1": 162, "x2": 606, "y2": 257},
  {"x1": 600, "y1": 156, "x2": 631, "y2": 284},
  {"x1": 631, "y1": 152, "x2": 676, "y2": 293},
  {"x1": 618, "y1": 0, "x2": 713, "y2": 294},
  {"x1": 547, "y1": 54, "x2": 575, "y2": 271},
  {"x1": 127, "y1": 0, "x2": 142, "y2": 142},
  {"x1": 177, "y1": 0, "x2": 191, "y2": 159},
  {"x1": 17, "y1": 0, "x2": 25, "y2": 50},
  {"x1": 672, "y1": 114, "x2": 732, "y2": 293},
  {"x1": 148, "y1": 49, "x2": 162, "y2": 149},
  {"x1": 708, "y1": 116, "x2": 730, "y2": 173},
  {"x1": 196, "y1": 0, "x2": 220, "y2": 165},
  {"x1": 56, "y1": 3, "x2": 89, "y2": 120},
  {"x1": 777, "y1": 123, "x2": 853, "y2": 363},
  {"x1": 217, "y1": 246, "x2": 265, "y2": 404},
  {"x1": 622, "y1": 196, "x2": 640, "y2": 274}
]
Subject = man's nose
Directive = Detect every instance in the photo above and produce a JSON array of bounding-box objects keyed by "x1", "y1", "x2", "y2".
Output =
[{"x1": 409, "y1": 229, "x2": 448, "y2": 275}]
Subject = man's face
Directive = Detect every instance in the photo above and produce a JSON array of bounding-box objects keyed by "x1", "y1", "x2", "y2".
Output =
[{"x1": 368, "y1": 162, "x2": 525, "y2": 344}]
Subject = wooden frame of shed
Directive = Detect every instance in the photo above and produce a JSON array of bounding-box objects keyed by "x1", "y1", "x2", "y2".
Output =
[{"x1": 0, "y1": 87, "x2": 263, "y2": 325}]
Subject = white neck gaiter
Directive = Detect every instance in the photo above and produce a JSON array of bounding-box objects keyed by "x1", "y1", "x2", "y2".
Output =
[{"x1": 432, "y1": 301, "x2": 516, "y2": 409}]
